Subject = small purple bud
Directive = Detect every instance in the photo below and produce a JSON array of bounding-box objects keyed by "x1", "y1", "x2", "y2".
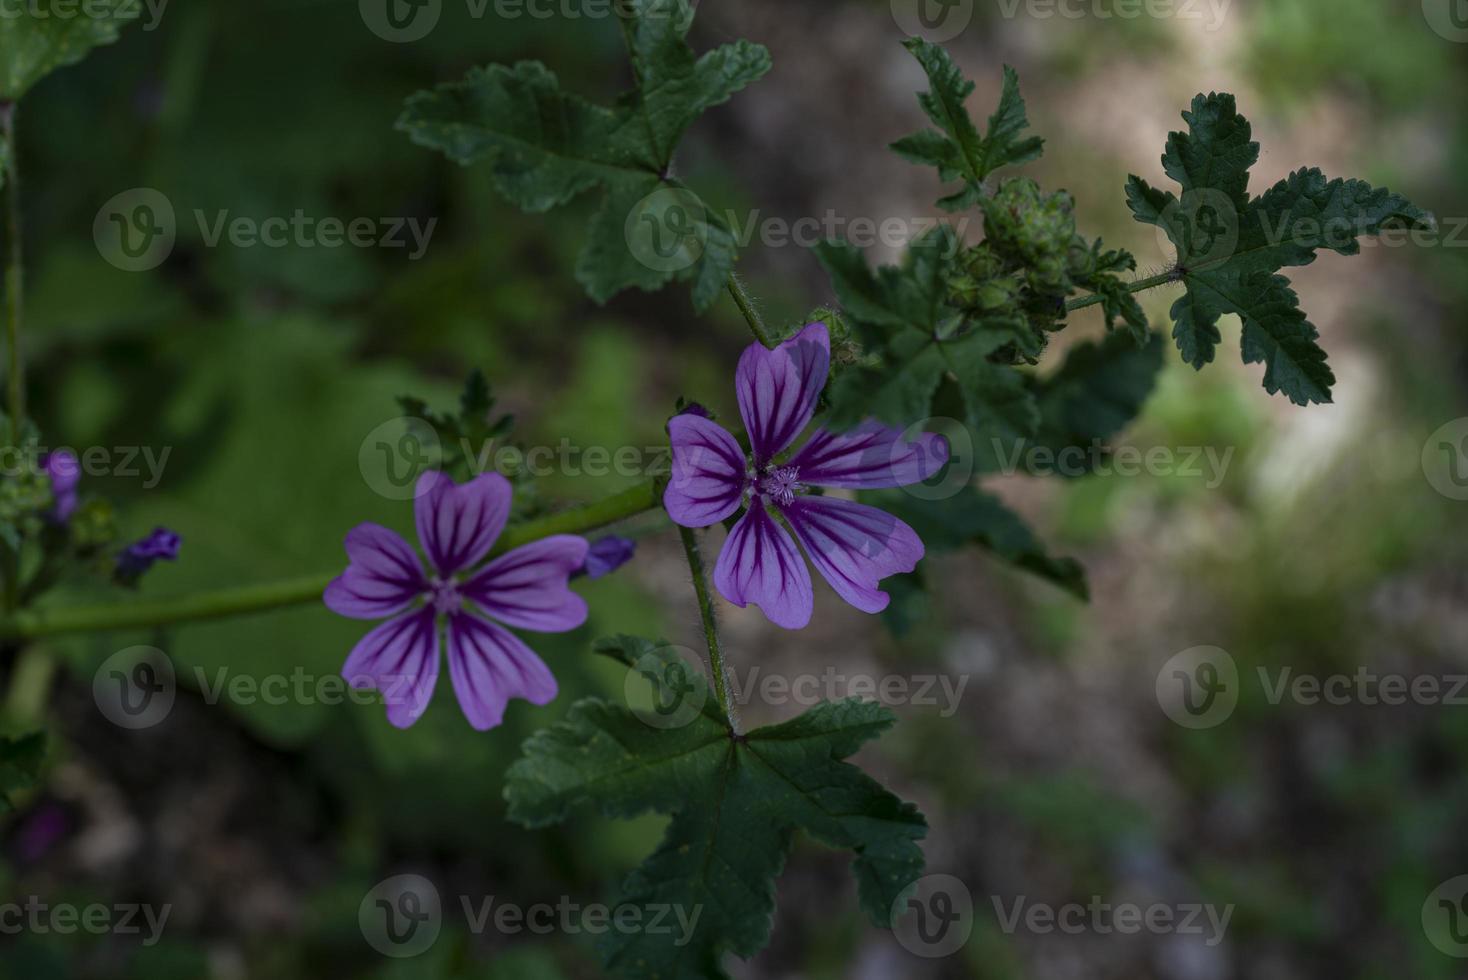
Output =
[
  {"x1": 43, "y1": 451, "x2": 80, "y2": 523},
  {"x1": 115, "y1": 527, "x2": 181, "y2": 585},
  {"x1": 576, "y1": 535, "x2": 636, "y2": 579},
  {"x1": 9, "y1": 801, "x2": 70, "y2": 865}
]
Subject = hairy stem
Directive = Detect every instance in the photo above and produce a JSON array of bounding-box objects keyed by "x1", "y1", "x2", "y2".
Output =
[
  {"x1": 0, "y1": 479, "x2": 664, "y2": 641},
  {"x1": 2, "y1": 101, "x2": 21, "y2": 443},
  {"x1": 677, "y1": 525, "x2": 735, "y2": 731},
  {"x1": 726, "y1": 274, "x2": 775, "y2": 348},
  {"x1": 1065, "y1": 268, "x2": 1181, "y2": 313}
]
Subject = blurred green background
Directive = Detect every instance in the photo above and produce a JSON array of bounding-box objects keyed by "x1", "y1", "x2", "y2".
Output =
[{"x1": 2, "y1": 0, "x2": 1467, "y2": 977}]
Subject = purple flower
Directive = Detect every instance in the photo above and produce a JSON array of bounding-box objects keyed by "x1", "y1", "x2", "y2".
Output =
[
  {"x1": 324, "y1": 471, "x2": 589, "y2": 731},
  {"x1": 115, "y1": 527, "x2": 181, "y2": 583},
  {"x1": 664, "y1": 322, "x2": 948, "y2": 629},
  {"x1": 43, "y1": 451, "x2": 79, "y2": 523},
  {"x1": 576, "y1": 535, "x2": 637, "y2": 579}
]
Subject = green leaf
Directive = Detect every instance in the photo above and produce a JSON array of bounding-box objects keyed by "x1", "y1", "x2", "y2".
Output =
[
  {"x1": 506, "y1": 636, "x2": 927, "y2": 980},
  {"x1": 0, "y1": 0, "x2": 139, "y2": 100},
  {"x1": 891, "y1": 39, "x2": 1043, "y2": 211},
  {"x1": 0, "y1": 732, "x2": 45, "y2": 814},
  {"x1": 1033, "y1": 329, "x2": 1165, "y2": 460},
  {"x1": 397, "y1": 0, "x2": 769, "y2": 311},
  {"x1": 1127, "y1": 93, "x2": 1431, "y2": 405},
  {"x1": 872, "y1": 489, "x2": 1087, "y2": 599}
]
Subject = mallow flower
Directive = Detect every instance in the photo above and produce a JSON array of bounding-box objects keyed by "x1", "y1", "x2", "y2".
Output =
[
  {"x1": 664, "y1": 322, "x2": 948, "y2": 629},
  {"x1": 324, "y1": 471, "x2": 588, "y2": 730}
]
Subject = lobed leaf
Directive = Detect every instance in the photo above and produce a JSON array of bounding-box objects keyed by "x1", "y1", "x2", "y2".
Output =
[
  {"x1": 505, "y1": 636, "x2": 926, "y2": 980},
  {"x1": 1127, "y1": 92, "x2": 1432, "y2": 404}
]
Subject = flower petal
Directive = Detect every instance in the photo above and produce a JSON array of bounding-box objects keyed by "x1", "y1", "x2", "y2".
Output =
[
  {"x1": 789, "y1": 421, "x2": 950, "y2": 489},
  {"x1": 414, "y1": 470, "x2": 512, "y2": 576},
  {"x1": 446, "y1": 612, "x2": 559, "y2": 731},
  {"x1": 341, "y1": 609, "x2": 439, "y2": 729},
  {"x1": 664, "y1": 414, "x2": 747, "y2": 527},
  {"x1": 736, "y1": 321, "x2": 830, "y2": 462},
  {"x1": 782, "y1": 496, "x2": 923, "y2": 615},
  {"x1": 712, "y1": 499, "x2": 813, "y2": 630},
  {"x1": 463, "y1": 535, "x2": 590, "y2": 632},
  {"x1": 324, "y1": 523, "x2": 428, "y2": 619}
]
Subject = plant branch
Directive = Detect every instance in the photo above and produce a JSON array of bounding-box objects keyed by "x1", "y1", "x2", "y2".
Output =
[
  {"x1": 677, "y1": 524, "x2": 735, "y2": 732},
  {"x1": 726, "y1": 274, "x2": 775, "y2": 348},
  {"x1": 0, "y1": 478, "x2": 665, "y2": 641},
  {"x1": 1065, "y1": 267, "x2": 1181, "y2": 312}
]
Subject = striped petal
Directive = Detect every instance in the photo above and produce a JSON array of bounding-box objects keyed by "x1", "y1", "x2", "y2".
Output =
[
  {"x1": 324, "y1": 523, "x2": 428, "y2": 619},
  {"x1": 736, "y1": 321, "x2": 830, "y2": 462},
  {"x1": 463, "y1": 535, "x2": 590, "y2": 632},
  {"x1": 664, "y1": 414, "x2": 748, "y2": 527},
  {"x1": 781, "y1": 496, "x2": 923, "y2": 615},
  {"x1": 341, "y1": 609, "x2": 439, "y2": 729},
  {"x1": 446, "y1": 612, "x2": 559, "y2": 731},
  {"x1": 713, "y1": 499, "x2": 813, "y2": 630},
  {"x1": 414, "y1": 470, "x2": 512, "y2": 576},
  {"x1": 789, "y1": 421, "x2": 950, "y2": 489}
]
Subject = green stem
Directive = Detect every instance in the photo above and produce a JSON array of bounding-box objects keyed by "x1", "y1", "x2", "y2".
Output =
[
  {"x1": 0, "y1": 478, "x2": 664, "y2": 641},
  {"x1": 1065, "y1": 268, "x2": 1180, "y2": 312},
  {"x1": 677, "y1": 525, "x2": 735, "y2": 731},
  {"x1": 726, "y1": 274, "x2": 775, "y2": 348},
  {"x1": 2, "y1": 101, "x2": 21, "y2": 443}
]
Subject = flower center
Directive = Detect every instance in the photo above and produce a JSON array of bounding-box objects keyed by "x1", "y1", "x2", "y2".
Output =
[
  {"x1": 754, "y1": 464, "x2": 804, "y2": 507},
  {"x1": 429, "y1": 577, "x2": 462, "y2": 615}
]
